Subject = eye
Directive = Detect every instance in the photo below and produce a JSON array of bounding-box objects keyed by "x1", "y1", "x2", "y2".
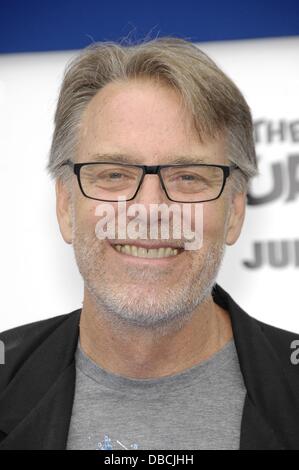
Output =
[
  {"x1": 107, "y1": 172, "x2": 125, "y2": 179},
  {"x1": 179, "y1": 174, "x2": 199, "y2": 181},
  {"x1": 171, "y1": 172, "x2": 206, "y2": 184},
  {"x1": 96, "y1": 170, "x2": 133, "y2": 181}
]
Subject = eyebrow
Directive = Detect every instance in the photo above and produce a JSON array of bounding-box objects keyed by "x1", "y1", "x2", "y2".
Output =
[{"x1": 88, "y1": 153, "x2": 208, "y2": 165}]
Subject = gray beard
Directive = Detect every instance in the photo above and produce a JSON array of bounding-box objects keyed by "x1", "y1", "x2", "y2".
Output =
[
  {"x1": 71, "y1": 193, "x2": 227, "y2": 335},
  {"x1": 72, "y1": 222, "x2": 226, "y2": 336}
]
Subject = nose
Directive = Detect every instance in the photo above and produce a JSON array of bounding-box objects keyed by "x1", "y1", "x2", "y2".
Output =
[{"x1": 133, "y1": 173, "x2": 168, "y2": 206}]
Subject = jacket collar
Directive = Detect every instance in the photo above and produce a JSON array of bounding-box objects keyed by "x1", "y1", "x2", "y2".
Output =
[{"x1": 0, "y1": 283, "x2": 298, "y2": 449}]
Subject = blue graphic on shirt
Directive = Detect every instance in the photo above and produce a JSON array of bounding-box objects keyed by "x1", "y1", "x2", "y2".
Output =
[
  {"x1": 98, "y1": 434, "x2": 113, "y2": 450},
  {"x1": 97, "y1": 434, "x2": 139, "y2": 450}
]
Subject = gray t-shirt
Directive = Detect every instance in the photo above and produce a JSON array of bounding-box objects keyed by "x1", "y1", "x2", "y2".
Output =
[{"x1": 66, "y1": 337, "x2": 246, "y2": 450}]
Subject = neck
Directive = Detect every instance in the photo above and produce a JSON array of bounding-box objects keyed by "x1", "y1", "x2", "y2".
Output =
[{"x1": 79, "y1": 289, "x2": 233, "y2": 379}]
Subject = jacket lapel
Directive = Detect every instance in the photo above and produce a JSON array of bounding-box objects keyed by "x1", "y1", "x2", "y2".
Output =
[
  {"x1": 0, "y1": 311, "x2": 81, "y2": 449},
  {"x1": 0, "y1": 364, "x2": 75, "y2": 449},
  {"x1": 240, "y1": 395, "x2": 284, "y2": 449},
  {"x1": 212, "y1": 284, "x2": 299, "y2": 450}
]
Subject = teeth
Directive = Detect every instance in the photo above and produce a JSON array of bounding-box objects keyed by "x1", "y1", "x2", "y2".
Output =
[{"x1": 114, "y1": 244, "x2": 179, "y2": 258}]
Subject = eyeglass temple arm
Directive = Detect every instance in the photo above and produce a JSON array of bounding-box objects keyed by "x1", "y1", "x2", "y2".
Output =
[{"x1": 59, "y1": 159, "x2": 73, "y2": 168}]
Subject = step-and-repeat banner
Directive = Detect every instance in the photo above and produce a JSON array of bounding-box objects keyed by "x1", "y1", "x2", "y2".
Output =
[{"x1": 0, "y1": 36, "x2": 298, "y2": 332}]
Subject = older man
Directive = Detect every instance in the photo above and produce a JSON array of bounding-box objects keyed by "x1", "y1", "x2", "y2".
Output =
[{"x1": 0, "y1": 37, "x2": 299, "y2": 450}]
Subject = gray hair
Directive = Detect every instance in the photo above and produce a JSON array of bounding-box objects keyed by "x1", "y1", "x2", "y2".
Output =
[{"x1": 47, "y1": 36, "x2": 258, "y2": 193}]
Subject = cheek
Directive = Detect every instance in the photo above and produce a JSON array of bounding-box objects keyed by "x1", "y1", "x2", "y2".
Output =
[
  {"x1": 202, "y1": 202, "x2": 228, "y2": 244},
  {"x1": 75, "y1": 199, "x2": 100, "y2": 234},
  {"x1": 76, "y1": 200, "x2": 121, "y2": 242}
]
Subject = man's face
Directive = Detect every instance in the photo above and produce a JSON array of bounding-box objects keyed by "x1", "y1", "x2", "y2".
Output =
[{"x1": 57, "y1": 79, "x2": 245, "y2": 330}]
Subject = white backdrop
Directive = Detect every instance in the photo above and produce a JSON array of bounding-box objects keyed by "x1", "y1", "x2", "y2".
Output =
[{"x1": 0, "y1": 36, "x2": 298, "y2": 332}]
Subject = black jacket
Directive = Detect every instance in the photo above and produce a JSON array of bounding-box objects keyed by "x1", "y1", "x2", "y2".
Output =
[{"x1": 0, "y1": 283, "x2": 299, "y2": 450}]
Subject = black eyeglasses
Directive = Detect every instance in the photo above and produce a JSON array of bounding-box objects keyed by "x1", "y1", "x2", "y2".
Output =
[{"x1": 60, "y1": 159, "x2": 239, "y2": 203}]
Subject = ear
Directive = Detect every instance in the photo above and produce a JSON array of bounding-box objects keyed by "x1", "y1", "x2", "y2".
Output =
[
  {"x1": 55, "y1": 178, "x2": 73, "y2": 244},
  {"x1": 225, "y1": 191, "x2": 247, "y2": 246}
]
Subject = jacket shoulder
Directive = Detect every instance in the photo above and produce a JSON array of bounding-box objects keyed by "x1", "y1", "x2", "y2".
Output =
[
  {"x1": 0, "y1": 310, "x2": 80, "y2": 392},
  {"x1": 215, "y1": 283, "x2": 299, "y2": 374},
  {"x1": 257, "y1": 318, "x2": 299, "y2": 346},
  {"x1": 256, "y1": 318, "x2": 299, "y2": 374}
]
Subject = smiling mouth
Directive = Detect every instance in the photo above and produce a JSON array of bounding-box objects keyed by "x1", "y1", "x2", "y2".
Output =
[{"x1": 111, "y1": 243, "x2": 184, "y2": 259}]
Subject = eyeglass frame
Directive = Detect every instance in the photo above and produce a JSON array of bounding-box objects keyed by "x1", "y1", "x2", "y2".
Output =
[{"x1": 60, "y1": 159, "x2": 240, "y2": 203}]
